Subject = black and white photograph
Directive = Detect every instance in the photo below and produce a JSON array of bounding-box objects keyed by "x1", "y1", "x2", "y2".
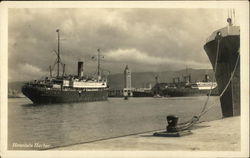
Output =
[{"x1": 0, "y1": 1, "x2": 249, "y2": 158}]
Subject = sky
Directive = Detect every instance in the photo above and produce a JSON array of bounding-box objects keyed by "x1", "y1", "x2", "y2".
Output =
[{"x1": 8, "y1": 8, "x2": 234, "y2": 82}]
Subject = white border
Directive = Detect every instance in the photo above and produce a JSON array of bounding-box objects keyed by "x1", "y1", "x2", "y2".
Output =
[{"x1": 1, "y1": 1, "x2": 249, "y2": 158}]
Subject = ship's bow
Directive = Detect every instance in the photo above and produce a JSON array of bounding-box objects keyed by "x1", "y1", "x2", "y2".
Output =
[{"x1": 204, "y1": 26, "x2": 240, "y2": 117}]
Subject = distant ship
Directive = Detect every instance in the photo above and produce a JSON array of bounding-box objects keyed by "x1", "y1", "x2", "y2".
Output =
[
  {"x1": 132, "y1": 90, "x2": 154, "y2": 97},
  {"x1": 204, "y1": 15, "x2": 240, "y2": 117},
  {"x1": 22, "y1": 29, "x2": 109, "y2": 104},
  {"x1": 133, "y1": 83, "x2": 154, "y2": 97},
  {"x1": 161, "y1": 74, "x2": 217, "y2": 97}
]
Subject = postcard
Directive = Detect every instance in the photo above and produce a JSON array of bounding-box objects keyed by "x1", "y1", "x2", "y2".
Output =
[{"x1": 0, "y1": 1, "x2": 249, "y2": 158}]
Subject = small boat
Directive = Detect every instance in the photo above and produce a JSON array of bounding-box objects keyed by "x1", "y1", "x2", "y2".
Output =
[{"x1": 153, "y1": 94, "x2": 162, "y2": 98}]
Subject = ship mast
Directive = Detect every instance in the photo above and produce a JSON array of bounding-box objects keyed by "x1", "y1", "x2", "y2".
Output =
[
  {"x1": 56, "y1": 29, "x2": 60, "y2": 77},
  {"x1": 97, "y1": 48, "x2": 100, "y2": 77},
  {"x1": 227, "y1": 9, "x2": 235, "y2": 26}
]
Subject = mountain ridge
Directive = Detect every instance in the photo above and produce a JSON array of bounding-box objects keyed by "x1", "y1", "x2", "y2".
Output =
[
  {"x1": 8, "y1": 68, "x2": 215, "y2": 91},
  {"x1": 108, "y1": 68, "x2": 215, "y2": 89}
]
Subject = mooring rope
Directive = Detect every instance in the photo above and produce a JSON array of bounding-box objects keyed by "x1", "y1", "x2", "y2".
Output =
[
  {"x1": 175, "y1": 33, "x2": 240, "y2": 131},
  {"x1": 196, "y1": 36, "x2": 239, "y2": 120},
  {"x1": 172, "y1": 35, "x2": 221, "y2": 131},
  {"x1": 199, "y1": 50, "x2": 240, "y2": 117},
  {"x1": 40, "y1": 128, "x2": 166, "y2": 150},
  {"x1": 198, "y1": 36, "x2": 221, "y2": 119}
]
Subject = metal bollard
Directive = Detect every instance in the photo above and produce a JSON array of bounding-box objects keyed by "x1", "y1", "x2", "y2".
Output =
[{"x1": 166, "y1": 115, "x2": 179, "y2": 132}]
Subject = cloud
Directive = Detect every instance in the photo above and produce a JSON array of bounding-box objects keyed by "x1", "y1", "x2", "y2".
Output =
[
  {"x1": 9, "y1": 63, "x2": 46, "y2": 81},
  {"x1": 105, "y1": 48, "x2": 211, "y2": 70},
  {"x1": 106, "y1": 48, "x2": 163, "y2": 65},
  {"x1": 8, "y1": 8, "x2": 230, "y2": 81},
  {"x1": 21, "y1": 63, "x2": 42, "y2": 74}
]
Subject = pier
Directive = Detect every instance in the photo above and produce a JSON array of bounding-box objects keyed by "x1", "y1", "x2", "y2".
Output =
[{"x1": 52, "y1": 116, "x2": 240, "y2": 151}]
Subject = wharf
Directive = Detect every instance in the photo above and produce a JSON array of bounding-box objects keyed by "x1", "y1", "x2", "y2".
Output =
[{"x1": 53, "y1": 116, "x2": 240, "y2": 151}]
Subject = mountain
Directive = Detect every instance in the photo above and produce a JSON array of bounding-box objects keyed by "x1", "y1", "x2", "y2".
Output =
[
  {"x1": 108, "y1": 68, "x2": 215, "y2": 89},
  {"x1": 8, "y1": 68, "x2": 215, "y2": 91},
  {"x1": 8, "y1": 81, "x2": 25, "y2": 92},
  {"x1": 8, "y1": 81, "x2": 26, "y2": 98}
]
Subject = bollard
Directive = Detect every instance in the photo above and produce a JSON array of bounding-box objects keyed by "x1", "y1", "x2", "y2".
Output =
[
  {"x1": 166, "y1": 115, "x2": 179, "y2": 132},
  {"x1": 153, "y1": 115, "x2": 192, "y2": 137}
]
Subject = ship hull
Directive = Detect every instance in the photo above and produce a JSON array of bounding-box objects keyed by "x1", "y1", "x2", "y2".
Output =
[
  {"x1": 204, "y1": 35, "x2": 240, "y2": 117},
  {"x1": 132, "y1": 91, "x2": 153, "y2": 97},
  {"x1": 22, "y1": 86, "x2": 108, "y2": 104},
  {"x1": 162, "y1": 88, "x2": 211, "y2": 97}
]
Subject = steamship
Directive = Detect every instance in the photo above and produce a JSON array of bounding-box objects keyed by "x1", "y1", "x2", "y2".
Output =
[
  {"x1": 161, "y1": 74, "x2": 217, "y2": 97},
  {"x1": 204, "y1": 16, "x2": 240, "y2": 117},
  {"x1": 22, "y1": 30, "x2": 108, "y2": 104}
]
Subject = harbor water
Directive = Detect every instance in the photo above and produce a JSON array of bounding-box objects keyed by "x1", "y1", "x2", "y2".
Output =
[{"x1": 8, "y1": 96, "x2": 222, "y2": 150}]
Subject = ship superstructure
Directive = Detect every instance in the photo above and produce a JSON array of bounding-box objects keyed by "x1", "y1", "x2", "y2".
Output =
[{"x1": 155, "y1": 73, "x2": 217, "y2": 97}]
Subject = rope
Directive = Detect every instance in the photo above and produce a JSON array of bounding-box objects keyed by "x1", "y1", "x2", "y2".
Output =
[
  {"x1": 175, "y1": 34, "x2": 240, "y2": 131},
  {"x1": 199, "y1": 50, "x2": 240, "y2": 117},
  {"x1": 218, "y1": 51, "x2": 240, "y2": 98},
  {"x1": 162, "y1": 37, "x2": 222, "y2": 132},
  {"x1": 40, "y1": 128, "x2": 166, "y2": 150},
  {"x1": 198, "y1": 36, "x2": 221, "y2": 119}
]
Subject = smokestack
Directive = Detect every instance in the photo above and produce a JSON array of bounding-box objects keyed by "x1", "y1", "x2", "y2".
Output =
[
  {"x1": 62, "y1": 64, "x2": 65, "y2": 77},
  {"x1": 78, "y1": 61, "x2": 84, "y2": 78},
  {"x1": 49, "y1": 66, "x2": 52, "y2": 77},
  {"x1": 155, "y1": 75, "x2": 159, "y2": 84},
  {"x1": 148, "y1": 83, "x2": 152, "y2": 89},
  {"x1": 205, "y1": 74, "x2": 209, "y2": 82}
]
